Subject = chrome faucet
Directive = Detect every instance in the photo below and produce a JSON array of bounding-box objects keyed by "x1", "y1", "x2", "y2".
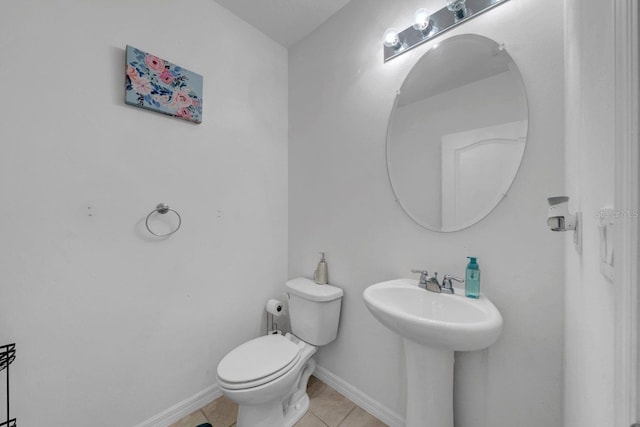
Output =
[
  {"x1": 411, "y1": 270, "x2": 442, "y2": 293},
  {"x1": 424, "y1": 272, "x2": 443, "y2": 293},
  {"x1": 412, "y1": 270, "x2": 464, "y2": 294}
]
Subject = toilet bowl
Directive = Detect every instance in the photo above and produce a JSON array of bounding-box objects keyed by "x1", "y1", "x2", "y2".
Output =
[
  {"x1": 217, "y1": 333, "x2": 317, "y2": 426},
  {"x1": 216, "y1": 278, "x2": 343, "y2": 427}
]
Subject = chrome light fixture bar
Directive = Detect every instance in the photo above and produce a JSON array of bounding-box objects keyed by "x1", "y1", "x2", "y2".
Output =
[{"x1": 383, "y1": 0, "x2": 511, "y2": 62}]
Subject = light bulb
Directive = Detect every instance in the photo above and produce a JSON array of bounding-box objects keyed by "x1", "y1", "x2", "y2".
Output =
[
  {"x1": 447, "y1": 0, "x2": 469, "y2": 20},
  {"x1": 412, "y1": 8, "x2": 431, "y2": 31},
  {"x1": 383, "y1": 28, "x2": 400, "y2": 48},
  {"x1": 446, "y1": 0, "x2": 466, "y2": 11}
]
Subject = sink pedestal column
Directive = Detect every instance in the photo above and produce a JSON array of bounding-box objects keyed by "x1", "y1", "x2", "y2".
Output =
[{"x1": 403, "y1": 339, "x2": 454, "y2": 427}]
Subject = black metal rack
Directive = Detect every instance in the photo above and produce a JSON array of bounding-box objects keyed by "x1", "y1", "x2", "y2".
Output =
[{"x1": 0, "y1": 344, "x2": 15, "y2": 427}]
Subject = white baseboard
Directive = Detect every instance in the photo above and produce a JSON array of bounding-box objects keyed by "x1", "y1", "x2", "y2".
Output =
[
  {"x1": 133, "y1": 383, "x2": 222, "y2": 427},
  {"x1": 134, "y1": 368, "x2": 404, "y2": 427},
  {"x1": 313, "y1": 365, "x2": 405, "y2": 427}
]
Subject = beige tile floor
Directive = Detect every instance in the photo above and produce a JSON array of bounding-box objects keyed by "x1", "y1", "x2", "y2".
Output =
[{"x1": 169, "y1": 376, "x2": 387, "y2": 427}]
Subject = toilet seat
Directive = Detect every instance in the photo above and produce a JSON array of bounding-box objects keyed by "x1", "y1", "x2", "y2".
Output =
[{"x1": 217, "y1": 334, "x2": 303, "y2": 390}]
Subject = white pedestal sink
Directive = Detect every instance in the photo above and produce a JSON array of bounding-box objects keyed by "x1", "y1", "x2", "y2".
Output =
[{"x1": 363, "y1": 279, "x2": 503, "y2": 427}]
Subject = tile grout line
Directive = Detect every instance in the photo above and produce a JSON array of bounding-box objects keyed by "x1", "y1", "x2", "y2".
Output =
[
  {"x1": 315, "y1": 412, "x2": 330, "y2": 427},
  {"x1": 201, "y1": 406, "x2": 232, "y2": 427},
  {"x1": 336, "y1": 405, "x2": 357, "y2": 427}
]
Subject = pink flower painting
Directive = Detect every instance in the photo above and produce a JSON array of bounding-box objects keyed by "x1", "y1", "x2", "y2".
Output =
[
  {"x1": 125, "y1": 45, "x2": 203, "y2": 124},
  {"x1": 172, "y1": 90, "x2": 192, "y2": 109},
  {"x1": 176, "y1": 108, "x2": 191, "y2": 120},
  {"x1": 145, "y1": 55, "x2": 165, "y2": 73},
  {"x1": 131, "y1": 77, "x2": 152, "y2": 95},
  {"x1": 159, "y1": 69, "x2": 173, "y2": 85}
]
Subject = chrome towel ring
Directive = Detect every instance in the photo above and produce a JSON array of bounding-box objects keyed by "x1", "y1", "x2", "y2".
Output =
[{"x1": 145, "y1": 203, "x2": 182, "y2": 237}]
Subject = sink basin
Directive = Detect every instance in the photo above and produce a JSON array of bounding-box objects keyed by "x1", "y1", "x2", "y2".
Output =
[
  {"x1": 363, "y1": 278, "x2": 502, "y2": 351},
  {"x1": 363, "y1": 278, "x2": 503, "y2": 427}
]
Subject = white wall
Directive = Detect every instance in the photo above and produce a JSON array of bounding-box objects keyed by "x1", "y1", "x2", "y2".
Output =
[
  {"x1": 564, "y1": 1, "x2": 617, "y2": 426},
  {"x1": 0, "y1": 1, "x2": 288, "y2": 425},
  {"x1": 289, "y1": 0, "x2": 565, "y2": 426}
]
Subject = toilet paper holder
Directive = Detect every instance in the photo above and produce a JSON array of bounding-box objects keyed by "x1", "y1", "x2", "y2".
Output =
[{"x1": 265, "y1": 299, "x2": 284, "y2": 335}]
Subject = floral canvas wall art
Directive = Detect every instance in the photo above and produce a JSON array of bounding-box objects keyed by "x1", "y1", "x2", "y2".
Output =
[{"x1": 125, "y1": 46, "x2": 203, "y2": 124}]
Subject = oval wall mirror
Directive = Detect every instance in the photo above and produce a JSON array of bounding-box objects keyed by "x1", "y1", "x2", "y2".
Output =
[{"x1": 386, "y1": 34, "x2": 528, "y2": 232}]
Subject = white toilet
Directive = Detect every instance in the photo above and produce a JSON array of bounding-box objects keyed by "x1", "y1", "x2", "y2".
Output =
[{"x1": 216, "y1": 277, "x2": 343, "y2": 427}]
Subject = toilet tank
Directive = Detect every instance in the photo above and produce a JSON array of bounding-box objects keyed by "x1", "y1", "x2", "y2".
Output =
[{"x1": 285, "y1": 278, "x2": 343, "y2": 346}]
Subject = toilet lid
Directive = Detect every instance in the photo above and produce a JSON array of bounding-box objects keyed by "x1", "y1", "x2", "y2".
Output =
[{"x1": 217, "y1": 335, "x2": 302, "y2": 385}]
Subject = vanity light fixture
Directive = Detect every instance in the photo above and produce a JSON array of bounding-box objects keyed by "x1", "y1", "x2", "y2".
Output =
[
  {"x1": 383, "y1": 0, "x2": 511, "y2": 62},
  {"x1": 383, "y1": 28, "x2": 401, "y2": 48}
]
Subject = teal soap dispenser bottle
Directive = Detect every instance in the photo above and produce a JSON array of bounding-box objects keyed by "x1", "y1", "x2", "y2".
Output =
[{"x1": 465, "y1": 257, "x2": 481, "y2": 298}]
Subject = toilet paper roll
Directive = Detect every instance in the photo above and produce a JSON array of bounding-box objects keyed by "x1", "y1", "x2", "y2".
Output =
[{"x1": 266, "y1": 299, "x2": 284, "y2": 317}]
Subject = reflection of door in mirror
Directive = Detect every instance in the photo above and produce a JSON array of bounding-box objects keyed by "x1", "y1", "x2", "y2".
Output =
[{"x1": 441, "y1": 121, "x2": 526, "y2": 231}]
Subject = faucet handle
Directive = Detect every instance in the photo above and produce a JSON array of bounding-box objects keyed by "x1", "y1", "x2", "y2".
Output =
[
  {"x1": 411, "y1": 269, "x2": 429, "y2": 285},
  {"x1": 441, "y1": 274, "x2": 464, "y2": 294},
  {"x1": 443, "y1": 274, "x2": 464, "y2": 283},
  {"x1": 411, "y1": 269, "x2": 429, "y2": 279}
]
